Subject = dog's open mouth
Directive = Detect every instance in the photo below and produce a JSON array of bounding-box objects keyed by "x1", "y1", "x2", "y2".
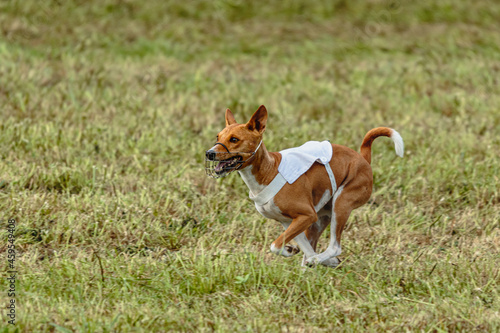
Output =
[
  {"x1": 206, "y1": 154, "x2": 243, "y2": 178},
  {"x1": 214, "y1": 156, "x2": 242, "y2": 174}
]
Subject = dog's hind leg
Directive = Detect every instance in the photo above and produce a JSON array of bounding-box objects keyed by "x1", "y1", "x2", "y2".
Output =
[{"x1": 306, "y1": 171, "x2": 373, "y2": 267}]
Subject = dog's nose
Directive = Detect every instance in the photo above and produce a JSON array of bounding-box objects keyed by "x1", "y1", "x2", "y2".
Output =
[{"x1": 205, "y1": 149, "x2": 216, "y2": 161}]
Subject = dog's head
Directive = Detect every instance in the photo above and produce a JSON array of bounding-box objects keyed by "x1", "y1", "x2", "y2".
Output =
[{"x1": 205, "y1": 105, "x2": 268, "y2": 178}]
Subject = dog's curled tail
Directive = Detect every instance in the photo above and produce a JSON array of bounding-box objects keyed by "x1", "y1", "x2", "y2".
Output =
[{"x1": 360, "y1": 127, "x2": 404, "y2": 164}]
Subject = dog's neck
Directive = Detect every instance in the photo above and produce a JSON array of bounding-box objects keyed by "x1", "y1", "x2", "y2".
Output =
[{"x1": 238, "y1": 142, "x2": 280, "y2": 195}]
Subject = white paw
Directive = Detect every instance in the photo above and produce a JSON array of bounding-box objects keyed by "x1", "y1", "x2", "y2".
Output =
[
  {"x1": 320, "y1": 256, "x2": 340, "y2": 267},
  {"x1": 305, "y1": 254, "x2": 340, "y2": 268},
  {"x1": 270, "y1": 243, "x2": 299, "y2": 257},
  {"x1": 304, "y1": 255, "x2": 320, "y2": 266}
]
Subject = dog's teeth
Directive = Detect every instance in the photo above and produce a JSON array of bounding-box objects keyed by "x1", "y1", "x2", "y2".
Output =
[{"x1": 212, "y1": 157, "x2": 239, "y2": 175}]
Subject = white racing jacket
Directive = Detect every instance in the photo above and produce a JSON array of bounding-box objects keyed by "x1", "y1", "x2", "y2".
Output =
[{"x1": 249, "y1": 141, "x2": 336, "y2": 207}]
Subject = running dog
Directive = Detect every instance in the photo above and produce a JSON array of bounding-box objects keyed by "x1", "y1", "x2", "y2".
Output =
[{"x1": 205, "y1": 105, "x2": 404, "y2": 267}]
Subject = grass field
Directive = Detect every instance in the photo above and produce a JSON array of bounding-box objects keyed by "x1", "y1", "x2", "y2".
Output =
[{"x1": 1, "y1": 0, "x2": 499, "y2": 331}]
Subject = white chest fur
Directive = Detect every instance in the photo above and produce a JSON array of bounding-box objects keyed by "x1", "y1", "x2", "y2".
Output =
[
  {"x1": 239, "y1": 167, "x2": 291, "y2": 222},
  {"x1": 238, "y1": 166, "x2": 266, "y2": 194},
  {"x1": 255, "y1": 199, "x2": 292, "y2": 222}
]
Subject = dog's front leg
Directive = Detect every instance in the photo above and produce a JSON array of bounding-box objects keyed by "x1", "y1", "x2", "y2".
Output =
[
  {"x1": 304, "y1": 213, "x2": 342, "y2": 268},
  {"x1": 272, "y1": 222, "x2": 300, "y2": 257},
  {"x1": 270, "y1": 215, "x2": 317, "y2": 258},
  {"x1": 300, "y1": 217, "x2": 331, "y2": 266}
]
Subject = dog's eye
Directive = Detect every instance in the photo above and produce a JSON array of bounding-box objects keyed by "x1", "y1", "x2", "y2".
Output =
[{"x1": 230, "y1": 137, "x2": 239, "y2": 143}]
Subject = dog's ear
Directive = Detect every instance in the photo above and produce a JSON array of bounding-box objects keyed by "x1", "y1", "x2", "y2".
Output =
[
  {"x1": 225, "y1": 108, "x2": 237, "y2": 126},
  {"x1": 246, "y1": 105, "x2": 267, "y2": 134}
]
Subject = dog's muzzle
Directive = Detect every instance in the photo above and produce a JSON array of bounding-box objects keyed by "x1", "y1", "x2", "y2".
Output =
[
  {"x1": 205, "y1": 151, "x2": 244, "y2": 178},
  {"x1": 205, "y1": 141, "x2": 262, "y2": 179}
]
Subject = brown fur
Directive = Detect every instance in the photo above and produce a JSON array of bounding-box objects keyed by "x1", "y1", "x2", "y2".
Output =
[{"x1": 360, "y1": 127, "x2": 394, "y2": 164}]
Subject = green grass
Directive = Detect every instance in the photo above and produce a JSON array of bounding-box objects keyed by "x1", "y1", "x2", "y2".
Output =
[{"x1": 1, "y1": 0, "x2": 499, "y2": 331}]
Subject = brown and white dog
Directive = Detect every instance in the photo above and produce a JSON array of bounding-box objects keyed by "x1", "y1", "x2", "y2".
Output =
[{"x1": 205, "y1": 105, "x2": 404, "y2": 267}]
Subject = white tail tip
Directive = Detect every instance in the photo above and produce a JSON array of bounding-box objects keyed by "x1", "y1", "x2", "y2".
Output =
[{"x1": 390, "y1": 129, "x2": 404, "y2": 157}]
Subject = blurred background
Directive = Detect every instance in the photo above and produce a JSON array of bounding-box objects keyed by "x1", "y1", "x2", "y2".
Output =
[{"x1": 1, "y1": 0, "x2": 499, "y2": 331}]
